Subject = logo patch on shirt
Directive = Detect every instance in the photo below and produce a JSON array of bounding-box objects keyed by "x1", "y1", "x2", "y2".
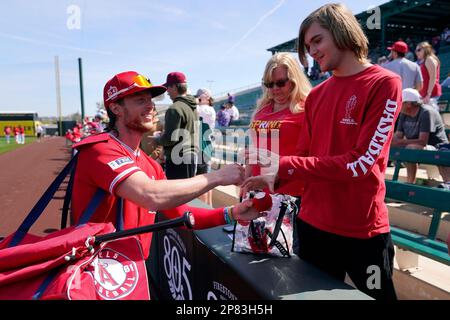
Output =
[
  {"x1": 108, "y1": 157, "x2": 134, "y2": 170},
  {"x1": 340, "y1": 95, "x2": 358, "y2": 125},
  {"x1": 288, "y1": 169, "x2": 294, "y2": 176}
]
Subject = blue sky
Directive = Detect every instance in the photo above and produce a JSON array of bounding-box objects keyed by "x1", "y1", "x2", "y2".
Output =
[{"x1": 1, "y1": 0, "x2": 386, "y2": 117}]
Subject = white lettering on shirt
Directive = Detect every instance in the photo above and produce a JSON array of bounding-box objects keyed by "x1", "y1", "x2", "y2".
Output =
[{"x1": 346, "y1": 99, "x2": 397, "y2": 177}]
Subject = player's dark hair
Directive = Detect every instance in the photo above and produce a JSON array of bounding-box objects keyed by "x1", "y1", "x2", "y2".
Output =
[{"x1": 105, "y1": 98, "x2": 124, "y2": 136}]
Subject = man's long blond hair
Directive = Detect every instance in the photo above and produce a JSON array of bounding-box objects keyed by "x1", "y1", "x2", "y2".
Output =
[
  {"x1": 254, "y1": 53, "x2": 311, "y2": 117},
  {"x1": 297, "y1": 3, "x2": 369, "y2": 68}
]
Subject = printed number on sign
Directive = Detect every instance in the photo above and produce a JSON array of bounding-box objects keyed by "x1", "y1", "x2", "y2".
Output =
[{"x1": 163, "y1": 235, "x2": 192, "y2": 300}]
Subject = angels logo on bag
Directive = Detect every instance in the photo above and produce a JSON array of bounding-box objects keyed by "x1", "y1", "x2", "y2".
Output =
[{"x1": 87, "y1": 248, "x2": 139, "y2": 300}]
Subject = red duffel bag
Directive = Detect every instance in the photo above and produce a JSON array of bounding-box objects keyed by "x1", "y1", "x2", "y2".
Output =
[
  {"x1": 0, "y1": 151, "x2": 193, "y2": 300},
  {"x1": 0, "y1": 222, "x2": 151, "y2": 300},
  {"x1": 0, "y1": 154, "x2": 153, "y2": 300}
]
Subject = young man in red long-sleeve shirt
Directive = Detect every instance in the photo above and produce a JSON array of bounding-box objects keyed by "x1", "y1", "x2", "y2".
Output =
[{"x1": 242, "y1": 4, "x2": 402, "y2": 300}]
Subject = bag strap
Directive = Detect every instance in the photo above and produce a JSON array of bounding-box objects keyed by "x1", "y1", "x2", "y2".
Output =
[
  {"x1": 268, "y1": 202, "x2": 288, "y2": 248},
  {"x1": 266, "y1": 228, "x2": 290, "y2": 257},
  {"x1": 60, "y1": 157, "x2": 77, "y2": 229},
  {"x1": 8, "y1": 154, "x2": 79, "y2": 247},
  {"x1": 115, "y1": 197, "x2": 124, "y2": 231},
  {"x1": 75, "y1": 191, "x2": 124, "y2": 230},
  {"x1": 75, "y1": 188, "x2": 107, "y2": 226},
  {"x1": 7, "y1": 152, "x2": 124, "y2": 247},
  {"x1": 231, "y1": 195, "x2": 243, "y2": 252}
]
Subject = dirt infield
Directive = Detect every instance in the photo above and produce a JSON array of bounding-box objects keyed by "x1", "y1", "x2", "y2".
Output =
[{"x1": 0, "y1": 137, "x2": 71, "y2": 238}]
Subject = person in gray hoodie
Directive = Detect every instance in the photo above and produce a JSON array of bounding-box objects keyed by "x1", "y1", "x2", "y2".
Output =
[{"x1": 155, "y1": 72, "x2": 200, "y2": 179}]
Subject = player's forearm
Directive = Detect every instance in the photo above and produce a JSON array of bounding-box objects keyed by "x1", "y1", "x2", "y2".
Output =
[{"x1": 143, "y1": 172, "x2": 221, "y2": 210}]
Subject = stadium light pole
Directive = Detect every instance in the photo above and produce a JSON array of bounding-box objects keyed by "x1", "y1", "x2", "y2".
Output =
[
  {"x1": 54, "y1": 56, "x2": 63, "y2": 136},
  {"x1": 78, "y1": 57, "x2": 85, "y2": 122}
]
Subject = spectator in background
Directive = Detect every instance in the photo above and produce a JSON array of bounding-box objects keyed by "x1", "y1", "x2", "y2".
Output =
[
  {"x1": 94, "y1": 113, "x2": 106, "y2": 132},
  {"x1": 391, "y1": 88, "x2": 450, "y2": 187},
  {"x1": 72, "y1": 123, "x2": 82, "y2": 143},
  {"x1": 440, "y1": 72, "x2": 450, "y2": 88},
  {"x1": 195, "y1": 88, "x2": 216, "y2": 206},
  {"x1": 309, "y1": 66, "x2": 320, "y2": 80},
  {"x1": 442, "y1": 27, "x2": 450, "y2": 43},
  {"x1": 405, "y1": 50, "x2": 415, "y2": 62},
  {"x1": 86, "y1": 113, "x2": 106, "y2": 134},
  {"x1": 140, "y1": 108, "x2": 164, "y2": 165},
  {"x1": 153, "y1": 71, "x2": 199, "y2": 179},
  {"x1": 36, "y1": 124, "x2": 43, "y2": 142},
  {"x1": 226, "y1": 93, "x2": 239, "y2": 124},
  {"x1": 383, "y1": 41, "x2": 423, "y2": 90},
  {"x1": 377, "y1": 56, "x2": 388, "y2": 66},
  {"x1": 65, "y1": 129, "x2": 75, "y2": 146},
  {"x1": 3, "y1": 126, "x2": 11, "y2": 144},
  {"x1": 318, "y1": 71, "x2": 330, "y2": 80},
  {"x1": 196, "y1": 88, "x2": 216, "y2": 130},
  {"x1": 431, "y1": 35, "x2": 441, "y2": 55},
  {"x1": 216, "y1": 104, "x2": 231, "y2": 128},
  {"x1": 415, "y1": 41, "x2": 442, "y2": 111},
  {"x1": 405, "y1": 37, "x2": 415, "y2": 61}
]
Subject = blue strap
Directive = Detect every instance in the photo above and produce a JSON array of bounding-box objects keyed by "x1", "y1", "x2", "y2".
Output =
[
  {"x1": 75, "y1": 188, "x2": 107, "y2": 226},
  {"x1": 8, "y1": 154, "x2": 79, "y2": 248},
  {"x1": 60, "y1": 156, "x2": 78, "y2": 229},
  {"x1": 75, "y1": 190, "x2": 124, "y2": 231},
  {"x1": 32, "y1": 267, "x2": 61, "y2": 300},
  {"x1": 116, "y1": 198, "x2": 124, "y2": 231}
]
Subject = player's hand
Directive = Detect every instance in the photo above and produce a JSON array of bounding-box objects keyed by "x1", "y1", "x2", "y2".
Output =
[
  {"x1": 232, "y1": 199, "x2": 266, "y2": 221},
  {"x1": 212, "y1": 163, "x2": 245, "y2": 186},
  {"x1": 240, "y1": 174, "x2": 278, "y2": 197},
  {"x1": 244, "y1": 148, "x2": 279, "y2": 176}
]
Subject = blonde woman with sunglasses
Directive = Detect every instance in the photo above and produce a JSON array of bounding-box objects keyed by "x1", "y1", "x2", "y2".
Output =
[
  {"x1": 244, "y1": 53, "x2": 311, "y2": 200},
  {"x1": 415, "y1": 41, "x2": 442, "y2": 109}
]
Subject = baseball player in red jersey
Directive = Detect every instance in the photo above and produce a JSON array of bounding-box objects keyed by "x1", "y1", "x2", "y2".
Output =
[
  {"x1": 18, "y1": 125, "x2": 25, "y2": 144},
  {"x1": 71, "y1": 71, "x2": 261, "y2": 259},
  {"x1": 3, "y1": 126, "x2": 11, "y2": 144},
  {"x1": 242, "y1": 4, "x2": 402, "y2": 300},
  {"x1": 13, "y1": 126, "x2": 20, "y2": 144}
]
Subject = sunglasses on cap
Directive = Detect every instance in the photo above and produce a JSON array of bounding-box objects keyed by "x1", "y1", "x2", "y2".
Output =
[
  {"x1": 133, "y1": 74, "x2": 152, "y2": 87},
  {"x1": 263, "y1": 78, "x2": 290, "y2": 89}
]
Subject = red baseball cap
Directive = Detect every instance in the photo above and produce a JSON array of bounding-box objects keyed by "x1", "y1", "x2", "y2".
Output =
[
  {"x1": 387, "y1": 41, "x2": 408, "y2": 54},
  {"x1": 103, "y1": 71, "x2": 166, "y2": 108},
  {"x1": 163, "y1": 71, "x2": 187, "y2": 87}
]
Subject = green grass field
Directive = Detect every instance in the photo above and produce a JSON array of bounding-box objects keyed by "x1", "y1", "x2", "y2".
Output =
[{"x1": 0, "y1": 137, "x2": 37, "y2": 155}]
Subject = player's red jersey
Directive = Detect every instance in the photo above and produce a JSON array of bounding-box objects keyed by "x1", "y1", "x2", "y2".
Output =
[{"x1": 72, "y1": 133, "x2": 224, "y2": 258}]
